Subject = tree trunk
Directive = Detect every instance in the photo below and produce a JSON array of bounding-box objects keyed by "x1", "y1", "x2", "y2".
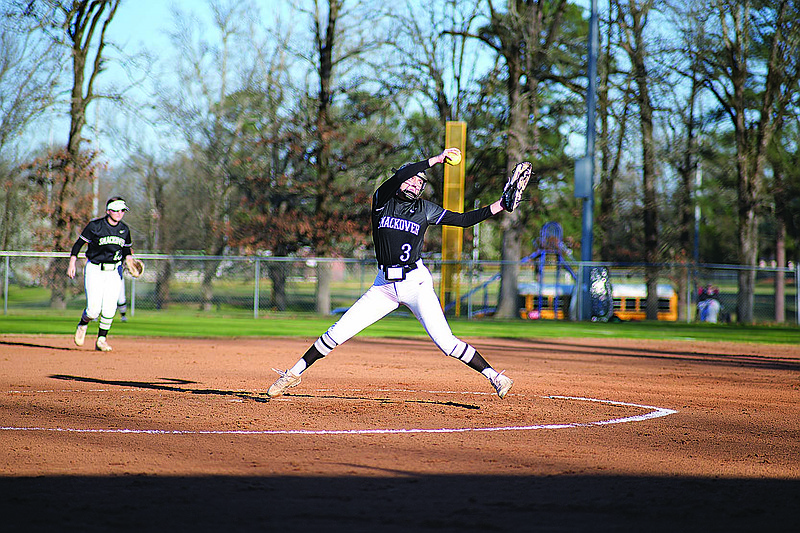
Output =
[
  {"x1": 620, "y1": 0, "x2": 659, "y2": 320},
  {"x1": 315, "y1": 261, "x2": 332, "y2": 315},
  {"x1": 155, "y1": 258, "x2": 172, "y2": 310},
  {"x1": 737, "y1": 206, "x2": 758, "y2": 323},
  {"x1": 269, "y1": 262, "x2": 287, "y2": 312},
  {"x1": 495, "y1": 48, "x2": 527, "y2": 319},
  {"x1": 735, "y1": 135, "x2": 759, "y2": 323},
  {"x1": 201, "y1": 260, "x2": 220, "y2": 312},
  {"x1": 497, "y1": 212, "x2": 522, "y2": 318},
  {"x1": 48, "y1": 258, "x2": 69, "y2": 310}
]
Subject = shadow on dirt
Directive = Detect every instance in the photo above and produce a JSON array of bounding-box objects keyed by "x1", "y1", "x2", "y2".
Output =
[
  {"x1": 1, "y1": 474, "x2": 797, "y2": 532},
  {"x1": 48, "y1": 374, "x2": 480, "y2": 409},
  {"x1": 358, "y1": 337, "x2": 800, "y2": 372},
  {"x1": 0, "y1": 340, "x2": 75, "y2": 351}
]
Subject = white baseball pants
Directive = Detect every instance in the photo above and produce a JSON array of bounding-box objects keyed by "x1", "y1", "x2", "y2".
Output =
[
  {"x1": 83, "y1": 261, "x2": 123, "y2": 331},
  {"x1": 314, "y1": 261, "x2": 476, "y2": 364}
]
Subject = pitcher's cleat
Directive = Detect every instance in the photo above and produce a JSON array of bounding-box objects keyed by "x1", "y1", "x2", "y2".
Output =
[
  {"x1": 74, "y1": 324, "x2": 88, "y2": 346},
  {"x1": 267, "y1": 368, "x2": 301, "y2": 398},
  {"x1": 95, "y1": 336, "x2": 112, "y2": 352},
  {"x1": 490, "y1": 371, "x2": 513, "y2": 399}
]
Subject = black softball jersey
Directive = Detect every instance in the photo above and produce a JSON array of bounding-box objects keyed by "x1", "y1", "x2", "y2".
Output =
[
  {"x1": 70, "y1": 217, "x2": 132, "y2": 264},
  {"x1": 372, "y1": 159, "x2": 494, "y2": 268}
]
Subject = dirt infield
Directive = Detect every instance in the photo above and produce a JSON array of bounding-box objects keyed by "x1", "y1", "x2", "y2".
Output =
[{"x1": 1, "y1": 334, "x2": 799, "y2": 532}]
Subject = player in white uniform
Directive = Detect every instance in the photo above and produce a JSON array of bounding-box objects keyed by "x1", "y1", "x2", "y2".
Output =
[
  {"x1": 117, "y1": 281, "x2": 128, "y2": 322},
  {"x1": 67, "y1": 197, "x2": 135, "y2": 351},
  {"x1": 268, "y1": 148, "x2": 514, "y2": 399}
]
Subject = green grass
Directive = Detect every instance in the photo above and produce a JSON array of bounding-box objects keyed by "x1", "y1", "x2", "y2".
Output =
[{"x1": 1, "y1": 309, "x2": 799, "y2": 345}]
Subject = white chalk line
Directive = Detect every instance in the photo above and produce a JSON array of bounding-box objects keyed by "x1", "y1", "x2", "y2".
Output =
[{"x1": 0, "y1": 392, "x2": 677, "y2": 435}]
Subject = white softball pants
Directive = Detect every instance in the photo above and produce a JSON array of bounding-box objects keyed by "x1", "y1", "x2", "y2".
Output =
[
  {"x1": 118, "y1": 278, "x2": 127, "y2": 306},
  {"x1": 83, "y1": 261, "x2": 123, "y2": 331},
  {"x1": 314, "y1": 261, "x2": 476, "y2": 364}
]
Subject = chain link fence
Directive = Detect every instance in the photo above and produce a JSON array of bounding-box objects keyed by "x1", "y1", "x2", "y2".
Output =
[{"x1": 1, "y1": 251, "x2": 798, "y2": 324}]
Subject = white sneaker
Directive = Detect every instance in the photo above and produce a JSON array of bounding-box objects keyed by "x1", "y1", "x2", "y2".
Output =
[
  {"x1": 267, "y1": 368, "x2": 301, "y2": 398},
  {"x1": 74, "y1": 324, "x2": 88, "y2": 346},
  {"x1": 490, "y1": 371, "x2": 513, "y2": 399},
  {"x1": 95, "y1": 337, "x2": 112, "y2": 352}
]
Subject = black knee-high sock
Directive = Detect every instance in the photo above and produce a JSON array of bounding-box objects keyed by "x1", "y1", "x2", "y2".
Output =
[
  {"x1": 302, "y1": 345, "x2": 326, "y2": 368},
  {"x1": 466, "y1": 350, "x2": 490, "y2": 373}
]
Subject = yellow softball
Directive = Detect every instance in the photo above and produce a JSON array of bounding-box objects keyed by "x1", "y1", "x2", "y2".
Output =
[{"x1": 445, "y1": 148, "x2": 462, "y2": 166}]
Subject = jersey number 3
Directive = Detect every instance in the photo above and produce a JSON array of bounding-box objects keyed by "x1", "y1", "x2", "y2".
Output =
[{"x1": 399, "y1": 243, "x2": 411, "y2": 263}]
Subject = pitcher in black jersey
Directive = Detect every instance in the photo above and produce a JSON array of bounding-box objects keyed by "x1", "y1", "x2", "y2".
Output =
[
  {"x1": 67, "y1": 196, "x2": 135, "y2": 352},
  {"x1": 268, "y1": 148, "x2": 514, "y2": 399}
]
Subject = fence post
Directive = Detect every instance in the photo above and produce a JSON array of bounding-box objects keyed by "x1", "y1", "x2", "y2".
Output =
[
  {"x1": 467, "y1": 258, "x2": 473, "y2": 319},
  {"x1": 575, "y1": 262, "x2": 585, "y2": 321},
  {"x1": 3, "y1": 256, "x2": 8, "y2": 315},
  {"x1": 796, "y1": 263, "x2": 800, "y2": 326},
  {"x1": 685, "y1": 265, "x2": 691, "y2": 323},
  {"x1": 254, "y1": 257, "x2": 260, "y2": 319},
  {"x1": 131, "y1": 277, "x2": 136, "y2": 317}
]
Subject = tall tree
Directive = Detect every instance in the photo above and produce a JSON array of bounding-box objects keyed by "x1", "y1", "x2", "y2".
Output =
[
  {"x1": 615, "y1": 0, "x2": 661, "y2": 319},
  {"x1": 160, "y1": 0, "x2": 265, "y2": 310},
  {"x1": 297, "y1": 0, "x2": 392, "y2": 314},
  {"x1": 387, "y1": 0, "x2": 486, "y2": 129},
  {"x1": 12, "y1": 0, "x2": 120, "y2": 307},
  {"x1": 596, "y1": 0, "x2": 633, "y2": 263},
  {"x1": 660, "y1": 1, "x2": 709, "y2": 320},
  {"x1": 695, "y1": 0, "x2": 800, "y2": 322},
  {"x1": 225, "y1": 0, "x2": 391, "y2": 311},
  {"x1": 766, "y1": 114, "x2": 800, "y2": 322},
  {"x1": 470, "y1": 0, "x2": 579, "y2": 318}
]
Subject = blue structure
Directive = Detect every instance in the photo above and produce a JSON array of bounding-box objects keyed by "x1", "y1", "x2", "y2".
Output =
[
  {"x1": 521, "y1": 222, "x2": 577, "y2": 319},
  {"x1": 444, "y1": 222, "x2": 577, "y2": 319}
]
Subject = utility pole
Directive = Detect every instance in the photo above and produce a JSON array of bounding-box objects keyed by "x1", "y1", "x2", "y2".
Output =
[{"x1": 576, "y1": 0, "x2": 599, "y2": 320}]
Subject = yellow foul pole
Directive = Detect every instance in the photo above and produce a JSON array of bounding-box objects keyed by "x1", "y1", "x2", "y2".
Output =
[{"x1": 441, "y1": 122, "x2": 466, "y2": 315}]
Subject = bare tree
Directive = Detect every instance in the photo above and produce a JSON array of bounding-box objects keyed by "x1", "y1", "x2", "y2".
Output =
[
  {"x1": 159, "y1": 0, "x2": 262, "y2": 310},
  {"x1": 34, "y1": 0, "x2": 122, "y2": 157},
  {"x1": 0, "y1": 12, "x2": 61, "y2": 249},
  {"x1": 659, "y1": 1, "x2": 710, "y2": 320},
  {"x1": 387, "y1": 0, "x2": 485, "y2": 124},
  {"x1": 597, "y1": 1, "x2": 633, "y2": 263},
  {"x1": 294, "y1": 0, "x2": 391, "y2": 314},
  {"x1": 9, "y1": 0, "x2": 121, "y2": 307},
  {"x1": 614, "y1": 0, "x2": 661, "y2": 319}
]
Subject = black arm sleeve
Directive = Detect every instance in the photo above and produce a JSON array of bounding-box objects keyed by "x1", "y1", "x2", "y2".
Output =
[
  {"x1": 122, "y1": 230, "x2": 133, "y2": 258},
  {"x1": 373, "y1": 159, "x2": 431, "y2": 209},
  {"x1": 436, "y1": 206, "x2": 494, "y2": 228},
  {"x1": 70, "y1": 238, "x2": 85, "y2": 257}
]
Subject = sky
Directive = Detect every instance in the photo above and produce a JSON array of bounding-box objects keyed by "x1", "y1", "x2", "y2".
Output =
[{"x1": 85, "y1": 0, "x2": 294, "y2": 165}]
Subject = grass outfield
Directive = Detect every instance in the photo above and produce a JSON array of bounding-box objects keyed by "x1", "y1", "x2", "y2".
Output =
[{"x1": 1, "y1": 309, "x2": 798, "y2": 345}]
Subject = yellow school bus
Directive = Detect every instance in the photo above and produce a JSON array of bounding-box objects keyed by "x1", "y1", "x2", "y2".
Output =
[
  {"x1": 518, "y1": 282, "x2": 678, "y2": 321},
  {"x1": 611, "y1": 283, "x2": 678, "y2": 321}
]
